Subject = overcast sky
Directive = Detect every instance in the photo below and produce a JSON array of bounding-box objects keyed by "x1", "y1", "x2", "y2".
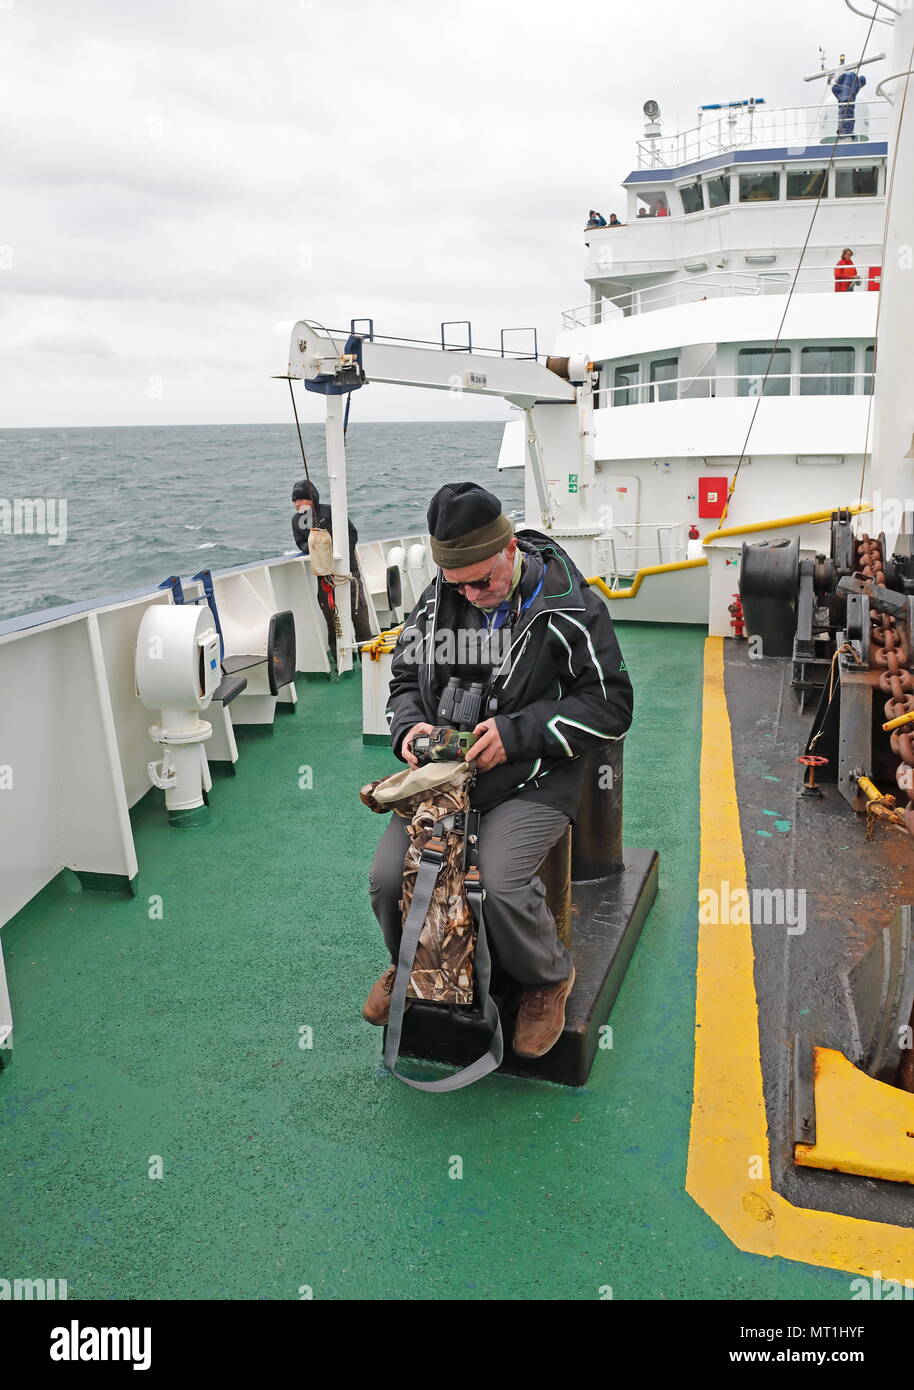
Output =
[{"x1": 0, "y1": 0, "x2": 888, "y2": 427}]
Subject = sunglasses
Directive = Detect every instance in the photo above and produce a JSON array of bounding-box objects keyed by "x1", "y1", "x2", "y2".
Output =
[{"x1": 443, "y1": 558, "x2": 501, "y2": 593}]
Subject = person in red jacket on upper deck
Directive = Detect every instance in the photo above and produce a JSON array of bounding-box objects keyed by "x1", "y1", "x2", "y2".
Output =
[{"x1": 834, "y1": 248, "x2": 860, "y2": 292}]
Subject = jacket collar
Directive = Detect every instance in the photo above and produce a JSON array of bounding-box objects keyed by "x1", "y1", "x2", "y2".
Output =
[
  {"x1": 515, "y1": 534, "x2": 586, "y2": 614},
  {"x1": 421, "y1": 534, "x2": 586, "y2": 688}
]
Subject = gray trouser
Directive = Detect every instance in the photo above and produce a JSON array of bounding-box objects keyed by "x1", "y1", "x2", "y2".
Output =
[{"x1": 369, "y1": 799, "x2": 574, "y2": 988}]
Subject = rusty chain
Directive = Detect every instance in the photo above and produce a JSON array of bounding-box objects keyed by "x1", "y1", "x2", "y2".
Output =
[
  {"x1": 856, "y1": 535, "x2": 914, "y2": 837},
  {"x1": 855, "y1": 535, "x2": 914, "y2": 1090}
]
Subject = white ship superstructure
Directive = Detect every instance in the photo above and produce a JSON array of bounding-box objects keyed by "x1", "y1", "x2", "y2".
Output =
[{"x1": 499, "y1": 84, "x2": 890, "y2": 609}]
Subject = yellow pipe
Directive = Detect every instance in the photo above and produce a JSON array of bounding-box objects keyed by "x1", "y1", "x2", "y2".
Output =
[
  {"x1": 883, "y1": 710, "x2": 914, "y2": 732},
  {"x1": 704, "y1": 502, "x2": 873, "y2": 545},
  {"x1": 856, "y1": 775, "x2": 906, "y2": 827},
  {"x1": 857, "y1": 774, "x2": 883, "y2": 803},
  {"x1": 587, "y1": 557, "x2": 708, "y2": 601}
]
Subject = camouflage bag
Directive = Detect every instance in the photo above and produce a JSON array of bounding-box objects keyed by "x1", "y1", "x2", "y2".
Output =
[
  {"x1": 361, "y1": 759, "x2": 504, "y2": 1090},
  {"x1": 360, "y1": 761, "x2": 476, "y2": 1004}
]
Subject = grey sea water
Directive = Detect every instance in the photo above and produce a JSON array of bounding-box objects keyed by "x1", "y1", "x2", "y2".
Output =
[{"x1": 0, "y1": 421, "x2": 523, "y2": 622}]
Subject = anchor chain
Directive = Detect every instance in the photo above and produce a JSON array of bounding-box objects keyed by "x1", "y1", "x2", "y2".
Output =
[
  {"x1": 856, "y1": 535, "x2": 914, "y2": 836},
  {"x1": 855, "y1": 535, "x2": 914, "y2": 1090}
]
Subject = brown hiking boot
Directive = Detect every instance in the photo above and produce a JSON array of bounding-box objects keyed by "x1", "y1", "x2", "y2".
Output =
[
  {"x1": 362, "y1": 965, "x2": 399, "y2": 1025},
  {"x1": 512, "y1": 966, "x2": 576, "y2": 1059}
]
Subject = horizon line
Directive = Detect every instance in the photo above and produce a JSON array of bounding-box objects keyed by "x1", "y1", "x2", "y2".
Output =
[{"x1": 0, "y1": 417, "x2": 514, "y2": 431}]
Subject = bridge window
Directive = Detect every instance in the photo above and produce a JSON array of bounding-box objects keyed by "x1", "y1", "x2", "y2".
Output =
[
  {"x1": 705, "y1": 175, "x2": 730, "y2": 208},
  {"x1": 737, "y1": 347, "x2": 791, "y2": 396},
  {"x1": 863, "y1": 344, "x2": 875, "y2": 395},
  {"x1": 800, "y1": 346, "x2": 855, "y2": 395},
  {"x1": 649, "y1": 357, "x2": 679, "y2": 401},
  {"x1": 786, "y1": 168, "x2": 827, "y2": 200},
  {"x1": 739, "y1": 171, "x2": 778, "y2": 202},
  {"x1": 635, "y1": 194, "x2": 670, "y2": 219},
  {"x1": 613, "y1": 363, "x2": 640, "y2": 406},
  {"x1": 835, "y1": 166, "x2": 878, "y2": 197},
  {"x1": 679, "y1": 181, "x2": 704, "y2": 215}
]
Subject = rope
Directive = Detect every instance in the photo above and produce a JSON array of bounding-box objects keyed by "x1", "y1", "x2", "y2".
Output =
[
  {"x1": 329, "y1": 571, "x2": 356, "y2": 601},
  {"x1": 808, "y1": 642, "x2": 861, "y2": 750},
  {"x1": 288, "y1": 378, "x2": 310, "y2": 482},
  {"x1": 716, "y1": 15, "x2": 880, "y2": 528}
]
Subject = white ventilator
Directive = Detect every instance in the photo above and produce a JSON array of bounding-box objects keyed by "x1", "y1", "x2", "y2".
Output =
[
  {"x1": 135, "y1": 604, "x2": 221, "y2": 815},
  {"x1": 405, "y1": 542, "x2": 432, "y2": 605}
]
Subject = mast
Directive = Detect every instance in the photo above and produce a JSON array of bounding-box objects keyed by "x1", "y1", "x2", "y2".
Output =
[
  {"x1": 868, "y1": 3, "x2": 914, "y2": 550},
  {"x1": 323, "y1": 394, "x2": 354, "y2": 675}
]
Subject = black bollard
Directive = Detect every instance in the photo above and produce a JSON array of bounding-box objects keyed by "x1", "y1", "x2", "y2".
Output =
[{"x1": 571, "y1": 740, "x2": 624, "y2": 881}]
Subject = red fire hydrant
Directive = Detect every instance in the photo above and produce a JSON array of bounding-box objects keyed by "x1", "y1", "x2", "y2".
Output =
[{"x1": 728, "y1": 593, "x2": 746, "y2": 639}]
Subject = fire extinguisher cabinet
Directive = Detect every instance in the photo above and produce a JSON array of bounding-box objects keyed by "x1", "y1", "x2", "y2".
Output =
[{"x1": 698, "y1": 477, "x2": 728, "y2": 519}]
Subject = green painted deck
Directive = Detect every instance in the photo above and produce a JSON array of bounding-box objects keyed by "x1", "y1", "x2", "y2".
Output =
[{"x1": 0, "y1": 624, "x2": 851, "y2": 1300}]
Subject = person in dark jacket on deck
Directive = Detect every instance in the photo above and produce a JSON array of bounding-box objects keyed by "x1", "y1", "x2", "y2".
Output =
[
  {"x1": 291, "y1": 479, "x2": 372, "y2": 658},
  {"x1": 362, "y1": 481, "x2": 633, "y2": 1058}
]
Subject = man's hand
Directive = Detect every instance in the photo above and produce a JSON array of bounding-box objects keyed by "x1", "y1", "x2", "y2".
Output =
[
  {"x1": 465, "y1": 718, "x2": 507, "y2": 772},
  {"x1": 402, "y1": 722, "x2": 434, "y2": 768}
]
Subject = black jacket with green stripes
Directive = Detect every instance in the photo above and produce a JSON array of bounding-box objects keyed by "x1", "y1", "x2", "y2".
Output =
[{"x1": 385, "y1": 530, "x2": 633, "y2": 818}]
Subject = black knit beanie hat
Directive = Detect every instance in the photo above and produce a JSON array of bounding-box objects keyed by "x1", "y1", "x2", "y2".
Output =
[
  {"x1": 292, "y1": 479, "x2": 320, "y2": 504},
  {"x1": 427, "y1": 482, "x2": 514, "y2": 567}
]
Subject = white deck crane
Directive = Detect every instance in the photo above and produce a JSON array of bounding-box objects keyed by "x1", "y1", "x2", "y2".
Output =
[{"x1": 282, "y1": 320, "x2": 597, "y2": 671}]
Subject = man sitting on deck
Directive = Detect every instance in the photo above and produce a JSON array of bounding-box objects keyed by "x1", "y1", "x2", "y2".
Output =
[{"x1": 362, "y1": 482, "x2": 633, "y2": 1058}]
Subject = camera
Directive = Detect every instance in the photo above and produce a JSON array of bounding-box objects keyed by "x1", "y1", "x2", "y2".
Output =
[
  {"x1": 411, "y1": 677, "x2": 495, "y2": 765},
  {"x1": 412, "y1": 728, "x2": 477, "y2": 764}
]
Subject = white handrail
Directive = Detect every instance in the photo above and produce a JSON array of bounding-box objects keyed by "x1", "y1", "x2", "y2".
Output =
[
  {"x1": 875, "y1": 69, "x2": 914, "y2": 102},
  {"x1": 597, "y1": 523, "x2": 689, "y2": 578},
  {"x1": 562, "y1": 264, "x2": 880, "y2": 325},
  {"x1": 843, "y1": 0, "x2": 898, "y2": 19},
  {"x1": 635, "y1": 100, "x2": 889, "y2": 168}
]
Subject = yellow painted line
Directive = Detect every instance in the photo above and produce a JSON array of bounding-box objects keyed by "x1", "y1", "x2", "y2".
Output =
[
  {"x1": 587, "y1": 558, "x2": 708, "y2": 601},
  {"x1": 688, "y1": 636, "x2": 914, "y2": 1280},
  {"x1": 795, "y1": 1049, "x2": 914, "y2": 1185},
  {"x1": 703, "y1": 502, "x2": 872, "y2": 545}
]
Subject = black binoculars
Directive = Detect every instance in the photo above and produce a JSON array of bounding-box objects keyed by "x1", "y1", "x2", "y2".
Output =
[{"x1": 437, "y1": 677, "x2": 488, "y2": 732}]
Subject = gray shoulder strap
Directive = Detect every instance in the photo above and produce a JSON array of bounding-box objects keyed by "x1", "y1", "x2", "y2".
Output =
[{"x1": 383, "y1": 836, "x2": 503, "y2": 1092}]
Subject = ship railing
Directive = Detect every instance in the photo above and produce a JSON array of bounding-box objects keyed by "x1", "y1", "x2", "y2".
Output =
[
  {"x1": 634, "y1": 101, "x2": 889, "y2": 169},
  {"x1": 562, "y1": 265, "x2": 878, "y2": 325},
  {"x1": 563, "y1": 276, "x2": 756, "y2": 325},
  {"x1": 312, "y1": 321, "x2": 544, "y2": 361},
  {"x1": 595, "y1": 524, "x2": 689, "y2": 583},
  {"x1": 594, "y1": 368, "x2": 876, "y2": 408}
]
